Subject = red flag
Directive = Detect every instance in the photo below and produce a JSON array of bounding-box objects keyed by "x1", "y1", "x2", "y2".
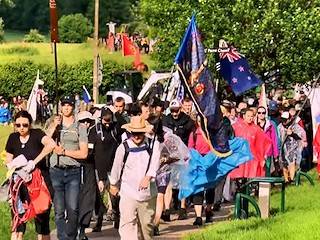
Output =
[
  {"x1": 122, "y1": 34, "x2": 141, "y2": 67},
  {"x1": 49, "y1": 0, "x2": 59, "y2": 42}
]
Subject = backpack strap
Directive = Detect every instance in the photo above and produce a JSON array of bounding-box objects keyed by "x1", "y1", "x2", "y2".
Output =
[
  {"x1": 119, "y1": 141, "x2": 130, "y2": 180},
  {"x1": 119, "y1": 139, "x2": 155, "y2": 181},
  {"x1": 145, "y1": 137, "x2": 154, "y2": 175},
  {"x1": 9, "y1": 177, "x2": 34, "y2": 232}
]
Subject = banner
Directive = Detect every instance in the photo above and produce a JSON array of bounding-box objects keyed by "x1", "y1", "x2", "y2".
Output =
[
  {"x1": 27, "y1": 70, "x2": 44, "y2": 121},
  {"x1": 49, "y1": 0, "x2": 59, "y2": 43}
]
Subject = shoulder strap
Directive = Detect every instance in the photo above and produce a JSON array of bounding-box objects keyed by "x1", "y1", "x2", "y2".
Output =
[
  {"x1": 119, "y1": 141, "x2": 130, "y2": 180},
  {"x1": 145, "y1": 137, "x2": 155, "y2": 175}
]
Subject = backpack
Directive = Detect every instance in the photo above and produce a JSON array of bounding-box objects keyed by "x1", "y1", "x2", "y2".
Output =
[
  {"x1": 119, "y1": 139, "x2": 153, "y2": 180},
  {"x1": 9, "y1": 169, "x2": 51, "y2": 231}
]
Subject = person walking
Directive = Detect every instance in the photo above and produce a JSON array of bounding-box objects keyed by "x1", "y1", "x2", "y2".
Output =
[
  {"x1": 88, "y1": 106, "x2": 126, "y2": 232},
  {"x1": 5, "y1": 110, "x2": 55, "y2": 240},
  {"x1": 109, "y1": 116, "x2": 160, "y2": 240},
  {"x1": 47, "y1": 96, "x2": 88, "y2": 240}
]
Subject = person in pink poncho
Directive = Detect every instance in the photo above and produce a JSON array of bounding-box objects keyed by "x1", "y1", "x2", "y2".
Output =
[
  {"x1": 229, "y1": 108, "x2": 272, "y2": 178},
  {"x1": 313, "y1": 124, "x2": 320, "y2": 178}
]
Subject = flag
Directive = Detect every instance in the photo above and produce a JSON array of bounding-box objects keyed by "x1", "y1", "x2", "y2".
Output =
[
  {"x1": 219, "y1": 44, "x2": 262, "y2": 96},
  {"x1": 27, "y1": 70, "x2": 44, "y2": 121},
  {"x1": 49, "y1": 0, "x2": 59, "y2": 42},
  {"x1": 258, "y1": 83, "x2": 268, "y2": 116},
  {"x1": 82, "y1": 85, "x2": 91, "y2": 104},
  {"x1": 122, "y1": 34, "x2": 141, "y2": 68},
  {"x1": 97, "y1": 54, "x2": 103, "y2": 87},
  {"x1": 174, "y1": 15, "x2": 231, "y2": 156}
]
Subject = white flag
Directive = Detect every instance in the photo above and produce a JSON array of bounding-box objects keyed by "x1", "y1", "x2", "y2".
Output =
[{"x1": 27, "y1": 70, "x2": 44, "y2": 121}]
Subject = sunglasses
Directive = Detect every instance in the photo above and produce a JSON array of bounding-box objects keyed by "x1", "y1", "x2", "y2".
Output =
[
  {"x1": 131, "y1": 132, "x2": 145, "y2": 136},
  {"x1": 257, "y1": 112, "x2": 266, "y2": 115},
  {"x1": 170, "y1": 109, "x2": 180, "y2": 113},
  {"x1": 79, "y1": 119, "x2": 92, "y2": 124},
  {"x1": 15, "y1": 123, "x2": 29, "y2": 128}
]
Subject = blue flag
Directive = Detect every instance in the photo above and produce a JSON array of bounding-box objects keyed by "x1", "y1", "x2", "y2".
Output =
[
  {"x1": 82, "y1": 85, "x2": 91, "y2": 103},
  {"x1": 219, "y1": 47, "x2": 262, "y2": 96},
  {"x1": 174, "y1": 15, "x2": 231, "y2": 156}
]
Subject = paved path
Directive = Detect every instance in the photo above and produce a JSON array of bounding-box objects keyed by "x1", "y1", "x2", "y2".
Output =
[{"x1": 51, "y1": 204, "x2": 233, "y2": 240}]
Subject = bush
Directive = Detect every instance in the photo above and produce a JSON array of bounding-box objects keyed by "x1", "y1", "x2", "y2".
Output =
[
  {"x1": 0, "y1": 18, "x2": 4, "y2": 43},
  {"x1": 0, "y1": 60, "x2": 131, "y2": 100},
  {"x1": 23, "y1": 29, "x2": 46, "y2": 43},
  {"x1": 59, "y1": 14, "x2": 93, "y2": 43},
  {"x1": 0, "y1": 46, "x2": 39, "y2": 55}
]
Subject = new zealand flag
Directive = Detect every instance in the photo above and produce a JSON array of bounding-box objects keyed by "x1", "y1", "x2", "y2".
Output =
[
  {"x1": 174, "y1": 15, "x2": 231, "y2": 156},
  {"x1": 219, "y1": 47, "x2": 262, "y2": 96}
]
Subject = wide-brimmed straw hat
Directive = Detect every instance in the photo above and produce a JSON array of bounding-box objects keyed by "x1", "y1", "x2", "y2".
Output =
[{"x1": 122, "y1": 116, "x2": 153, "y2": 133}]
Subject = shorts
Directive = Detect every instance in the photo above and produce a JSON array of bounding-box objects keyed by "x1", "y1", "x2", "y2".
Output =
[{"x1": 157, "y1": 185, "x2": 167, "y2": 194}]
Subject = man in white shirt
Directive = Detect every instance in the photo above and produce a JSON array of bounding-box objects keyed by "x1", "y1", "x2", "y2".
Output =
[{"x1": 109, "y1": 116, "x2": 160, "y2": 240}]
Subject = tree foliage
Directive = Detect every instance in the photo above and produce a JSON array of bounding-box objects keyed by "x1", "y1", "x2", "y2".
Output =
[
  {"x1": 23, "y1": 29, "x2": 45, "y2": 43},
  {"x1": 140, "y1": 0, "x2": 320, "y2": 85},
  {"x1": 0, "y1": 0, "x2": 134, "y2": 36},
  {"x1": 0, "y1": 17, "x2": 4, "y2": 43},
  {"x1": 86, "y1": 0, "x2": 133, "y2": 36},
  {"x1": 58, "y1": 14, "x2": 93, "y2": 43}
]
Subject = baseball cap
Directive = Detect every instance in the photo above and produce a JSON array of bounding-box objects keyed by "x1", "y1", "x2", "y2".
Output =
[
  {"x1": 60, "y1": 95, "x2": 75, "y2": 106},
  {"x1": 169, "y1": 99, "x2": 181, "y2": 109},
  {"x1": 268, "y1": 100, "x2": 278, "y2": 111}
]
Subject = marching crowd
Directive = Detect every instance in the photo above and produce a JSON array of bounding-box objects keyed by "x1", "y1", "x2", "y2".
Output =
[{"x1": 4, "y1": 90, "x2": 318, "y2": 240}]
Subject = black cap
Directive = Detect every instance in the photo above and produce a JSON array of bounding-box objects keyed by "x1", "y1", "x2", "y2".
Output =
[
  {"x1": 100, "y1": 106, "x2": 113, "y2": 118},
  {"x1": 60, "y1": 95, "x2": 75, "y2": 106}
]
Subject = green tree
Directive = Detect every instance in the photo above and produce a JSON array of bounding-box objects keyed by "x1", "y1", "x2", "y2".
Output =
[
  {"x1": 0, "y1": 0, "x2": 49, "y2": 32},
  {"x1": 139, "y1": 0, "x2": 320, "y2": 85},
  {"x1": 0, "y1": 17, "x2": 4, "y2": 42},
  {"x1": 23, "y1": 29, "x2": 46, "y2": 43},
  {"x1": 58, "y1": 14, "x2": 93, "y2": 43}
]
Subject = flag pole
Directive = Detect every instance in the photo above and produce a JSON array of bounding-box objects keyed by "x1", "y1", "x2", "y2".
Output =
[
  {"x1": 50, "y1": 0, "x2": 61, "y2": 166},
  {"x1": 49, "y1": 0, "x2": 59, "y2": 114}
]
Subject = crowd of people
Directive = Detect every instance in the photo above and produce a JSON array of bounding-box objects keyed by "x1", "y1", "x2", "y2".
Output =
[
  {"x1": 4, "y1": 89, "x2": 319, "y2": 240},
  {"x1": 106, "y1": 32, "x2": 152, "y2": 54}
]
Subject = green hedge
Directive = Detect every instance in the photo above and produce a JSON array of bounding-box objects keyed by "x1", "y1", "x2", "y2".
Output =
[{"x1": 0, "y1": 60, "x2": 131, "y2": 100}]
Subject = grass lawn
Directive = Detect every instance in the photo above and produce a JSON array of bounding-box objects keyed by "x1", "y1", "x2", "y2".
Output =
[
  {"x1": 184, "y1": 171, "x2": 320, "y2": 240},
  {"x1": 0, "y1": 41, "x2": 156, "y2": 68}
]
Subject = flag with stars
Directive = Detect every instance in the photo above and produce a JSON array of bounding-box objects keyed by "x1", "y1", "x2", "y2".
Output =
[
  {"x1": 219, "y1": 47, "x2": 262, "y2": 96},
  {"x1": 174, "y1": 15, "x2": 231, "y2": 156}
]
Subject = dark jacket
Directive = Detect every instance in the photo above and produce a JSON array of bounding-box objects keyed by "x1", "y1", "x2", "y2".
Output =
[
  {"x1": 88, "y1": 112, "x2": 125, "y2": 180},
  {"x1": 162, "y1": 112, "x2": 195, "y2": 145}
]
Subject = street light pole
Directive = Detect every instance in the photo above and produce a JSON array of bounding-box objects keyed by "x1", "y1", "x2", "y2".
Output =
[{"x1": 93, "y1": 0, "x2": 99, "y2": 104}]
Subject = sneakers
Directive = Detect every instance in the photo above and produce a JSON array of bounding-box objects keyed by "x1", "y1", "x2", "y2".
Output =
[
  {"x1": 161, "y1": 210, "x2": 171, "y2": 222},
  {"x1": 153, "y1": 225, "x2": 160, "y2": 236},
  {"x1": 205, "y1": 210, "x2": 214, "y2": 223},
  {"x1": 193, "y1": 217, "x2": 203, "y2": 226},
  {"x1": 77, "y1": 227, "x2": 89, "y2": 240},
  {"x1": 106, "y1": 210, "x2": 114, "y2": 221},
  {"x1": 177, "y1": 208, "x2": 188, "y2": 220}
]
